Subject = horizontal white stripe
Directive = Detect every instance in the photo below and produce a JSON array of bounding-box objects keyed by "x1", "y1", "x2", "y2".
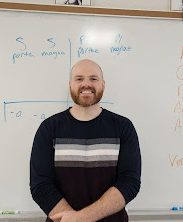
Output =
[
  {"x1": 55, "y1": 149, "x2": 119, "y2": 157},
  {"x1": 55, "y1": 143, "x2": 120, "y2": 151}
]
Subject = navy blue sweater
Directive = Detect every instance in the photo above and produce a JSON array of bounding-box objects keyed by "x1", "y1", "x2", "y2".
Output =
[{"x1": 30, "y1": 108, "x2": 141, "y2": 222}]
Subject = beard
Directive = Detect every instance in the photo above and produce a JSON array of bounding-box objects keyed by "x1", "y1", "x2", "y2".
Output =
[{"x1": 70, "y1": 86, "x2": 104, "y2": 107}]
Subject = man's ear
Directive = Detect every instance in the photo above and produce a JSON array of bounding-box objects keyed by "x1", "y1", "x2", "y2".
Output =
[{"x1": 103, "y1": 80, "x2": 105, "y2": 89}]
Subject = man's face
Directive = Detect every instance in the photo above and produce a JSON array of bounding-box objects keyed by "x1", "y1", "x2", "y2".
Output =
[{"x1": 69, "y1": 61, "x2": 105, "y2": 107}]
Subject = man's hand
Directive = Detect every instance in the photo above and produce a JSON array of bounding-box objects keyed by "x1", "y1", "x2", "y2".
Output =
[
  {"x1": 50, "y1": 210, "x2": 84, "y2": 222},
  {"x1": 50, "y1": 186, "x2": 125, "y2": 222},
  {"x1": 48, "y1": 198, "x2": 74, "y2": 222}
]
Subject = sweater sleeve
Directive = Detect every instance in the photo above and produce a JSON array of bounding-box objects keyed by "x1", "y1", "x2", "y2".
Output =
[
  {"x1": 114, "y1": 119, "x2": 141, "y2": 204},
  {"x1": 30, "y1": 120, "x2": 63, "y2": 215}
]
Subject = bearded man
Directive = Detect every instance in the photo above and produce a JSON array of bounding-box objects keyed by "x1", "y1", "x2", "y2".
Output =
[{"x1": 30, "y1": 59, "x2": 141, "y2": 222}]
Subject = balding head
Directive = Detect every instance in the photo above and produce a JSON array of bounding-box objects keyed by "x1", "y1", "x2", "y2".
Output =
[{"x1": 70, "y1": 59, "x2": 103, "y2": 80}]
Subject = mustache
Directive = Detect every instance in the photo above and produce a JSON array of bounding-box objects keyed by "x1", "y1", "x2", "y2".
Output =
[{"x1": 79, "y1": 86, "x2": 96, "y2": 93}]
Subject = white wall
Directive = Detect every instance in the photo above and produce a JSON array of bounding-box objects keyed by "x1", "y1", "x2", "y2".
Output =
[
  {"x1": 2, "y1": 0, "x2": 55, "y2": 4},
  {"x1": 92, "y1": 0, "x2": 170, "y2": 10},
  {"x1": 2, "y1": 0, "x2": 171, "y2": 10}
]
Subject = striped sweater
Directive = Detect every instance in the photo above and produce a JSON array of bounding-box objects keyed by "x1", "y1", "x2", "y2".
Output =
[{"x1": 30, "y1": 108, "x2": 141, "y2": 222}]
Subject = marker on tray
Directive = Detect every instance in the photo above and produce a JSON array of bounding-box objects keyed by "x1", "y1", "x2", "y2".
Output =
[
  {"x1": 171, "y1": 206, "x2": 183, "y2": 211},
  {"x1": 0, "y1": 210, "x2": 20, "y2": 214},
  {"x1": 171, "y1": 207, "x2": 178, "y2": 211}
]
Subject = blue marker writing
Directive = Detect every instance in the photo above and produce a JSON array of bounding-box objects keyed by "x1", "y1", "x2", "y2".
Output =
[
  {"x1": 47, "y1": 38, "x2": 56, "y2": 49},
  {"x1": 16, "y1": 37, "x2": 26, "y2": 51}
]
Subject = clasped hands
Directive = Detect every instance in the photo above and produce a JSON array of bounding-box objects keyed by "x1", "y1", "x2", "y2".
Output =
[{"x1": 50, "y1": 210, "x2": 88, "y2": 222}]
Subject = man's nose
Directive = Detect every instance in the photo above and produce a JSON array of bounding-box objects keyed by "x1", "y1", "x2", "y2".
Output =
[{"x1": 81, "y1": 78, "x2": 91, "y2": 87}]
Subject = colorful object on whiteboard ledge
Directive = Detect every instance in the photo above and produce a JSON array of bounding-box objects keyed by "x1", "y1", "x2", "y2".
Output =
[
  {"x1": 171, "y1": 206, "x2": 183, "y2": 211},
  {"x1": 0, "y1": 210, "x2": 20, "y2": 214}
]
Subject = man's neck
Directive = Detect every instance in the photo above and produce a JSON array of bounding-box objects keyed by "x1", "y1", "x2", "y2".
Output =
[{"x1": 69, "y1": 104, "x2": 102, "y2": 121}]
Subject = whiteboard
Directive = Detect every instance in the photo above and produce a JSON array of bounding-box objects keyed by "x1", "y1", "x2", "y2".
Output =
[{"x1": 0, "y1": 9, "x2": 183, "y2": 212}]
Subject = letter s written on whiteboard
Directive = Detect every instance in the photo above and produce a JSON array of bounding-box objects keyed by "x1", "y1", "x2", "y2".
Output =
[
  {"x1": 16, "y1": 37, "x2": 26, "y2": 51},
  {"x1": 47, "y1": 37, "x2": 56, "y2": 49}
]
